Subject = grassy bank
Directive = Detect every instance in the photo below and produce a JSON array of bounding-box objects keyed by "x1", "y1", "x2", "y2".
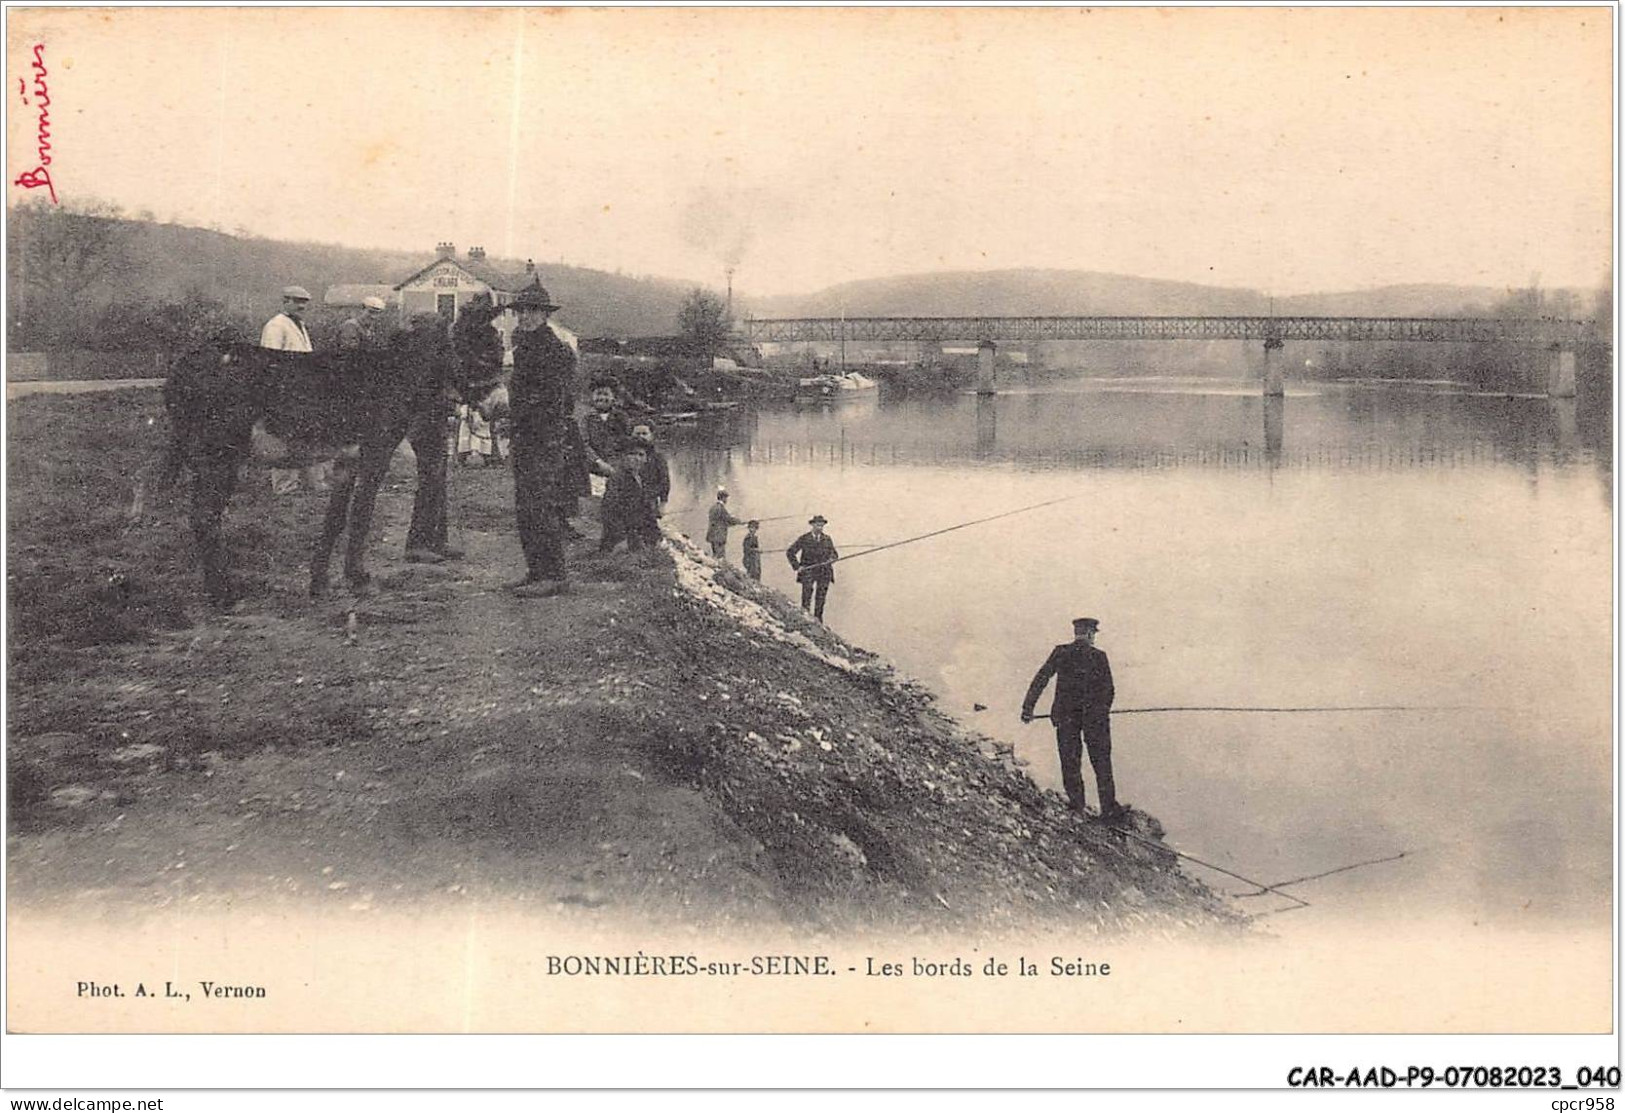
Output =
[{"x1": 7, "y1": 388, "x2": 1237, "y2": 936}]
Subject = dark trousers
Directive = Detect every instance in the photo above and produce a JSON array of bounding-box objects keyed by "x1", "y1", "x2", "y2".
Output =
[
  {"x1": 744, "y1": 555, "x2": 761, "y2": 580},
  {"x1": 511, "y1": 442, "x2": 566, "y2": 581},
  {"x1": 1054, "y1": 712, "x2": 1117, "y2": 814},
  {"x1": 799, "y1": 577, "x2": 831, "y2": 619},
  {"x1": 599, "y1": 519, "x2": 647, "y2": 554},
  {"x1": 405, "y1": 407, "x2": 450, "y2": 552}
]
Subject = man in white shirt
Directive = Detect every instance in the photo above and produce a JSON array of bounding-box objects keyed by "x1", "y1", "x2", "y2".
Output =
[
  {"x1": 259, "y1": 285, "x2": 319, "y2": 493},
  {"x1": 261, "y1": 286, "x2": 314, "y2": 352}
]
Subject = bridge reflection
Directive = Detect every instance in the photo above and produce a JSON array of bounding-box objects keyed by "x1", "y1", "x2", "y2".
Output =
[{"x1": 660, "y1": 387, "x2": 1606, "y2": 477}]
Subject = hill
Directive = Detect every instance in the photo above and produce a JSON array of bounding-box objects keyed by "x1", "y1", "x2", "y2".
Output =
[
  {"x1": 6, "y1": 207, "x2": 702, "y2": 344},
  {"x1": 742, "y1": 267, "x2": 1568, "y2": 320}
]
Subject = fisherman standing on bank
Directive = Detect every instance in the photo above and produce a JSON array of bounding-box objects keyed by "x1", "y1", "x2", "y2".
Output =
[
  {"x1": 785, "y1": 514, "x2": 838, "y2": 621},
  {"x1": 707, "y1": 488, "x2": 743, "y2": 559},
  {"x1": 1020, "y1": 616, "x2": 1121, "y2": 822},
  {"x1": 506, "y1": 284, "x2": 589, "y2": 597}
]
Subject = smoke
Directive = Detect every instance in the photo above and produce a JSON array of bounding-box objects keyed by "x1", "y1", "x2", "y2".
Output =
[{"x1": 678, "y1": 185, "x2": 760, "y2": 274}]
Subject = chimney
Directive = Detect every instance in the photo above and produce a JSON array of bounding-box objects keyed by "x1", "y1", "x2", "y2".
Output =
[
  {"x1": 524, "y1": 259, "x2": 535, "y2": 274},
  {"x1": 435, "y1": 241, "x2": 455, "y2": 259},
  {"x1": 468, "y1": 246, "x2": 486, "y2": 262}
]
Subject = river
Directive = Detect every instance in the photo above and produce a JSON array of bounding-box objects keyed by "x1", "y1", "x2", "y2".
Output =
[{"x1": 662, "y1": 377, "x2": 1612, "y2": 938}]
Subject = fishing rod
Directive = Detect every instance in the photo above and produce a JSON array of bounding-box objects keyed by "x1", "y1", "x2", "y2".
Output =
[
  {"x1": 1232, "y1": 850, "x2": 1410, "y2": 899},
  {"x1": 1100, "y1": 823, "x2": 1311, "y2": 911},
  {"x1": 794, "y1": 493, "x2": 1083, "y2": 571}
]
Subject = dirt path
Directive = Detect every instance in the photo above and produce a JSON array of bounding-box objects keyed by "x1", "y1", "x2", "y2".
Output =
[{"x1": 9, "y1": 475, "x2": 784, "y2": 931}]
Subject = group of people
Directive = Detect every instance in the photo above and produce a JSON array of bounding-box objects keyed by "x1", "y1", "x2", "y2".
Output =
[
  {"x1": 705, "y1": 490, "x2": 840, "y2": 621},
  {"x1": 505, "y1": 286, "x2": 676, "y2": 597},
  {"x1": 264, "y1": 283, "x2": 1125, "y2": 820}
]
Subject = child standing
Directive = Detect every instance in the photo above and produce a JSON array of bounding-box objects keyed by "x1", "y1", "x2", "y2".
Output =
[{"x1": 742, "y1": 519, "x2": 762, "y2": 580}]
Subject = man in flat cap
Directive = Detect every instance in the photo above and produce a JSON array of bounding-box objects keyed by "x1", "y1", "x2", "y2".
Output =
[
  {"x1": 261, "y1": 285, "x2": 314, "y2": 353},
  {"x1": 706, "y1": 487, "x2": 742, "y2": 560},
  {"x1": 337, "y1": 295, "x2": 388, "y2": 353},
  {"x1": 1021, "y1": 616, "x2": 1121, "y2": 822},
  {"x1": 505, "y1": 283, "x2": 588, "y2": 597},
  {"x1": 259, "y1": 285, "x2": 318, "y2": 494},
  {"x1": 785, "y1": 514, "x2": 839, "y2": 620}
]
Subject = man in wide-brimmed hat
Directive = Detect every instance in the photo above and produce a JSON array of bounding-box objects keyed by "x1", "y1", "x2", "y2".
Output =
[
  {"x1": 505, "y1": 282, "x2": 587, "y2": 596},
  {"x1": 785, "y1": 514, "x2": 839, "y2": 621},
  {"x1": 1020, "y1": 616, "x2": 1120, "y2": 823}
]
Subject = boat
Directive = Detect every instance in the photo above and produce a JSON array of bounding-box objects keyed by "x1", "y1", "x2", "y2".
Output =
[{"x1": 795, "y1": 371, "x2": 879, "y2": 403}]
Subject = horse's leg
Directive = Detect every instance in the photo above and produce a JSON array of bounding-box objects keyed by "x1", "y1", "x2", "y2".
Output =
[
  {"x1": 341, "y1": 438, "x2": 400, "y2": 591},
  {"x1": 309, "y1": 456, "x2": 358, "y2": 597},
  {"x1": 190, "y1": 448, "x2": 236, "y2": 606}
]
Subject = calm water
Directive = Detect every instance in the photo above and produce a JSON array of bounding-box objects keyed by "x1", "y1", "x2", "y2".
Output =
[{"x1": 662, "y1": 379, "x2": 1612, "y2": 932}]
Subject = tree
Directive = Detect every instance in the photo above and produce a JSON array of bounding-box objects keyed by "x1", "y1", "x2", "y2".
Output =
[
  {"x1": 8, "y1": 197, "x2": 134, "y2": 348},
  {"x1": 677, "y1": 287, "x2": 732, "y2": 357}
]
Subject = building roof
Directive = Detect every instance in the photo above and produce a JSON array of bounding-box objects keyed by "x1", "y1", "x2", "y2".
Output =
[
  {"x1": 394, "y1": 255, "x2": 535, "y2": 294},
  {"x1": 325, "y1": 284, "x2": 400, "y2": 307}
]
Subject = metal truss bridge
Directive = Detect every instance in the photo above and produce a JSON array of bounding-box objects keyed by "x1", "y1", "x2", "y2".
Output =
[{"x1": 736, "y1": 315, "x2": 1589, "y2": 347}]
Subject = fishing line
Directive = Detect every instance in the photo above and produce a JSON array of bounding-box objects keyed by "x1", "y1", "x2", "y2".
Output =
[
  {"x1": 795, "y1": 493, "x2": 1083, "y2": 571},
  {"x1": 1232, "y1": 850, "x2": 1410, "y2": 898},
  {"x1": 1101, "y1": 823, "x2": 1311, "y2": 911}
]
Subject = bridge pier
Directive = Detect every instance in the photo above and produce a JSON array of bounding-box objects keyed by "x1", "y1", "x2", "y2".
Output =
[
  {"x1": 977, "y1": 340, "x2": 997, "y2": 395},
  {"x1": 1262, "y1": 337, "x2": 1285, "y2": 397},
  {"x1": 1546, "y1": 346, "x2": 1577, "y2": 398}
]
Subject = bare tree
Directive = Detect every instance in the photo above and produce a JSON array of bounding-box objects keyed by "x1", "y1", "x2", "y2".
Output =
[
  {"x1": 8, "y1": 197, "x2": 133, "y2": 348},
  {"x1": 677, "y1": 287, "x2": 732, "y2": 357}
]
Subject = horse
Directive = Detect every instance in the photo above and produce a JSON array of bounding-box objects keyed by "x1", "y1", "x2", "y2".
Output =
[{"x1": 164, "y1": 315, "x2": 503, "y2": 606}]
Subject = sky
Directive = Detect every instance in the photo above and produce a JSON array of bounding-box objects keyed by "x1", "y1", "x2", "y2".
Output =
[{"x1": 5, "y1": 6, "x2": 1614, "y2": 298}]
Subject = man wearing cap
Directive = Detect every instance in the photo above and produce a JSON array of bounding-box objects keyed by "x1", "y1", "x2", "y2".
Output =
[
  {"x1": 262, "y1": 286, "x2": 315, "y2": 352},
  {"x1": 785, "y1": 515, "x2": 839, "y2": 620},
  {"x1": 260, "y1": 285, "x2": 317, "y2": 495},
  {"x1": 1021, "y1": 617, "x2": 1120, "y2": 822},
  {"x1": 706, "y1": 488, "x2": 742, "y2": 560},
  {"x1": 506, "y1": 283, "x2": 588, "y2": 596},
  {"x1": 337, "y1": 295, "x2": 388, "y2": 352}
]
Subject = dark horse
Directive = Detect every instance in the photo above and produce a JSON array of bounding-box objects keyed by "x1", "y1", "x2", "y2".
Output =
[{"x1": 165, "y1": 316, "x2": 501, "y2": 606}]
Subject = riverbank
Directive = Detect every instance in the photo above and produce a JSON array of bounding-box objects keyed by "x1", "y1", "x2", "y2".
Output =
[{"x1": 7, "y1": 388, "x2": 1236, "y2": 938}]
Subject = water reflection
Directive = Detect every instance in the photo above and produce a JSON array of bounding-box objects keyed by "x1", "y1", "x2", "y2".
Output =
[
  {"x1": 1262, "y1": 395, "x2": 1284, "y2": 465},
  {"x1": 657, "y1": 377, "x2": 1612, "y2": 933},
  {"x1": 975, "y1": 395, "x2": 998, "y2": 457}
]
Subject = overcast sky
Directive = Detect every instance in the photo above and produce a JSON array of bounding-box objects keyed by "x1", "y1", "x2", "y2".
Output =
[{"x1": 7, "y1": 6, "x2": 1613, "y2": 297}]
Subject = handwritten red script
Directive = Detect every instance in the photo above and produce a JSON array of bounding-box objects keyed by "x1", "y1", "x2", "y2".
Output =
[{"x1": 14, "y1": 43, "x2": 56, "y2": 203}]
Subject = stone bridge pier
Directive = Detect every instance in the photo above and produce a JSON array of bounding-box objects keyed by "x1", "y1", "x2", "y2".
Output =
[
  {"x1": 1546, "y1": 345, "x2": 1577, "y2": 398},
  {"x1": 977, "y1": 339, "x2": 998, "y2": 395},
  {"x1": 1262, "y1": 335, "x2": 1286, "y2": 397}
]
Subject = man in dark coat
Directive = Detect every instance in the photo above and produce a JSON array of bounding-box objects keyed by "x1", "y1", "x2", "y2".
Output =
[
  {"x1": 507, "y1": 284, "x2": 588, "y2": 597},
  {"x1": 707, "y1": 488, "x2": 742, "y2": 559},
  {"x1": 785, "y1": 514, "x2": 839, "y2": 620},
  {"x1": 1021, "y1": 617, "x2": 1119, "y2": 821}
]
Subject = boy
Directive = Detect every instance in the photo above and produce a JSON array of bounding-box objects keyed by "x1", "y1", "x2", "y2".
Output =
[
  {"x1": 599, "y1": 443, "x2": 657, "y2": 553},
  {"x1": 742, "y1": 520, "x2": 762, "y2": 580},
  {"x1": 582, "y1": 375, "x2": 632, "y2": 483},
  {"x1": 630, "y1": 422, "x2": 670, "y2": 517}
]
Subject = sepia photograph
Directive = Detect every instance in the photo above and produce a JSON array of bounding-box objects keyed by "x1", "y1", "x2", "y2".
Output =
[{"x1": 3, "y1": 2, "x2": 1616, "y2": 1093}]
